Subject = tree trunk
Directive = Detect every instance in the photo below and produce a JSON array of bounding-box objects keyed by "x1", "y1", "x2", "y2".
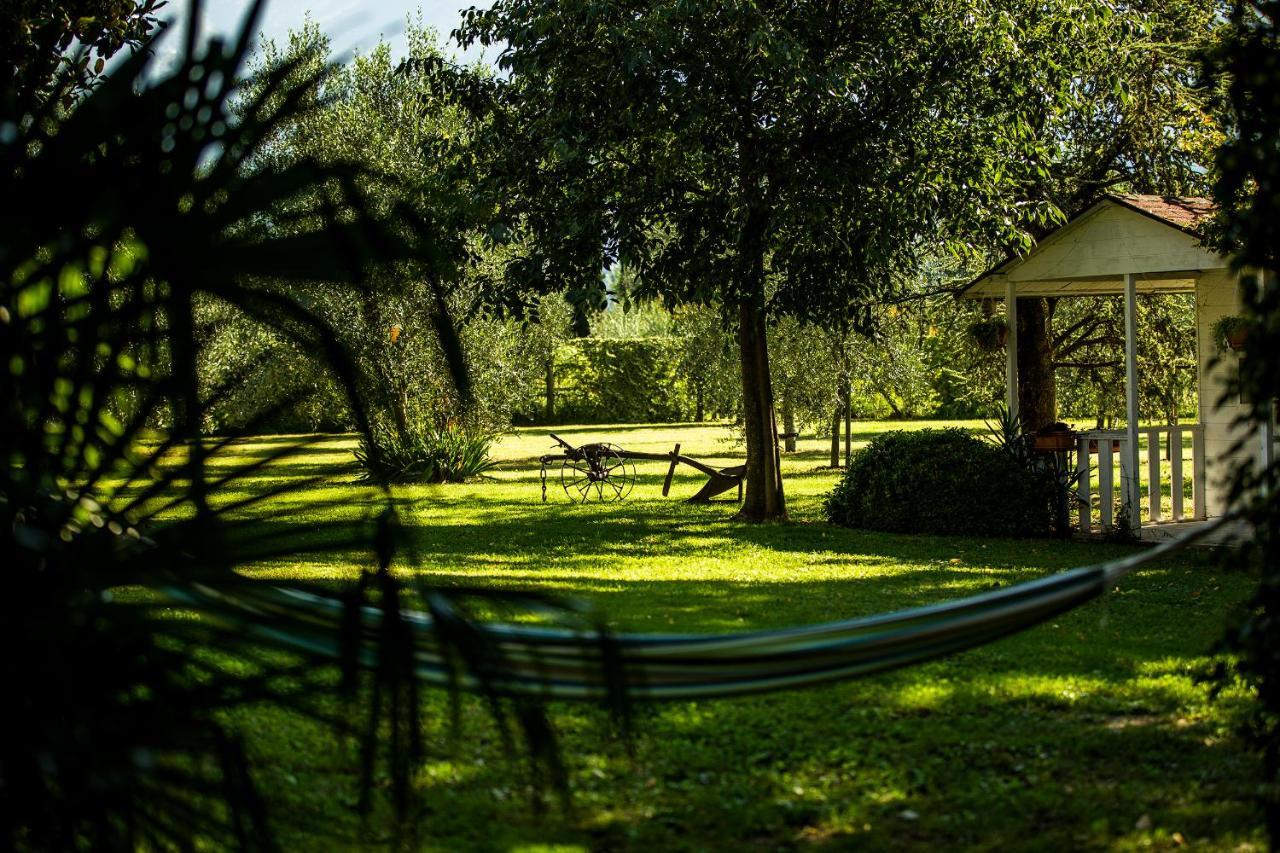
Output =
[
  {"x1": 393, "y1": 386, "x2": 410, "y2": 436},
  {"x1": 830, "y1": 405, "x2": 841, "y2": 467},
  {"x1": 782, "y1": 396, "x2": 796, "y2": 452},
  {"x1": 1017, "y1": 296, "x2": 1057, "y2": 432},
  {"x1": 695, "y1": 382, "x2": 705, "y2": 422},
  {"x1": 543, "y1": 358, "x2": 555, "y2": 421},
  {"x1": 737, "y1": 296, "x2": 786, "y2": 520},
  {"x1": 735, "y1": 197, "x2": 786, "y2": 521},
  {"x1": 571, "y1": 301, "x2": 591, "y2": 337},
  {"x1": 844, "y1": 384, "x2": 853, "y2": 467}
]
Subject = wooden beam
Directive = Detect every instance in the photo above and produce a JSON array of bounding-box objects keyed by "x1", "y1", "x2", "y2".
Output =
[
  {"x1": 1123, "y1": 272, "x2": 1142, "y2": 532},
  {"x1": 1077, "y1": 434, "x2": 1092, "y2": 533}
]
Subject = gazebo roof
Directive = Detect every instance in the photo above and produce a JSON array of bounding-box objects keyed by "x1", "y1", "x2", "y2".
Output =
[
  {"x1": 1107, "y1": 194, "x2": 1216, "y2": 233},
  {"x1": 961, "y1": 194, "x2": 1224, "y2": 299}
]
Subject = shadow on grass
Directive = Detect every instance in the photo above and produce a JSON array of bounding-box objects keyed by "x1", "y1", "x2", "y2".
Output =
[{"x1": 195, "y1": 436, "x2": 1257, "y2": 850}]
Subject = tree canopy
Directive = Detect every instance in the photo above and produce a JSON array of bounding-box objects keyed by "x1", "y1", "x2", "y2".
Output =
[
  {"x1": 3, "y1": 0, "x2": 165, "y2": 105},
  {"x1": 455, "y1": 0, "x2": 1088, "y2": 518}
]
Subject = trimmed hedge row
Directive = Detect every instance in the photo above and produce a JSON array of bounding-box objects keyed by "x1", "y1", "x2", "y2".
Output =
[
  {"x1": 520, "y1": 337, "x2": 698, "y2": 424},
  {"x1": 824, "y1": 428, "x2": 1053, "y2": 537}
]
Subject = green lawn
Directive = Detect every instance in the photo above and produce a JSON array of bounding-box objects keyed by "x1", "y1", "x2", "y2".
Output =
[{"x1": 189, "y1": 421, "x2": 1260, "y2": 850}]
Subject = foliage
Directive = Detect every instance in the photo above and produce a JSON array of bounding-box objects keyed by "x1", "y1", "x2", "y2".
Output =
[
  {"x1": 993, "y1": 0, "x2": 1224, "y2": 430},
  {"x1": 590, "y1": 300, "x2": 677, "y2": 340},
  {"x1": 355, "y1": 422, "x2": 498, "y2": 484},
  {"x1": 225, "y1": 21, "x2": 522, "y2": 438},
  {"x1": 986, "y1": 405, "x2": 1081, "y2": 537},
  {"x1": 0, "y1": 6, "x2": 611, "y2": 847},
  {"x1": 671, "y1": 303, "x2": 741, "y2": 423},
  {"x1": 968, "y1": 316, "x2": 1008, "y2": 353},
  {"x1": 1210, "y1": 314, "x2": 1251, "y2": 351},
  {"x1": 824, "y1": 429, "x2": 1052, "y2": 537},
  {"x1": 453, "y1": 0, "x2": 1081, "y2": 519},
  {"x1": 1205, "y1": 0, "x2": 1280, "y2": 844},
  {"x1": 0, "y1": 7, "x2": 417, "y2": 843},
  {"x1": 518, "y1": 291, "x2": 575, "y2": 420},
  {"x1": 536, "y1": 338, "x2": 695, "y2": 425},
  {"x1": 768, "y1": 317, "x2": 838, "y2": 435},
  {"x1": 3, "y1": 0, "x2": 165, "y2": 105},
  {"x1": 986, "y1": 405, "x2": 1035, "y2": 468},
  {"x1": 198, "y1": 294, "x2": 352, "y2": 433},
  {"x1": 1049, "y1": 293, "x2": 1198, "y2": 427}
]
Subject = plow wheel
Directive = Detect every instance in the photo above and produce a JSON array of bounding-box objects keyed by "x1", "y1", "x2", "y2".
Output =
[{"x1": 560, "y1": 443, "x2": 636, "y2": 503}]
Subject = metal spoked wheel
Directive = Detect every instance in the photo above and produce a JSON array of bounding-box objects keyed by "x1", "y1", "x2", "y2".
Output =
[{"x1": 560, "y1": 443, "x2": 636, "y2": 503}]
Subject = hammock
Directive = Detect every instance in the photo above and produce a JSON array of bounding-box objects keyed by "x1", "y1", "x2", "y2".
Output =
[{"x1": 162, "y1": 518, "x2": 1231, "y2": 702}]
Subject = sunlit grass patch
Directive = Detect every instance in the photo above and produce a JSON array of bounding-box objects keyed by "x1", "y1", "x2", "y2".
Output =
[{"x1": 140, "y1": 421, "x2": 1259, "y2": 849}]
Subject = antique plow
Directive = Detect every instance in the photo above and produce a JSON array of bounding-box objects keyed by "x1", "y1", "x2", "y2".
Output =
[{"x1": 539, "y1": 433, "x2": 746, "y2": 504}]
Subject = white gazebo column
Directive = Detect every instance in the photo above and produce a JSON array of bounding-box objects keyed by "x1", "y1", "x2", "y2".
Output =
[
  {"x1": 1005, "y1": 279, "x2": 1018, "y2": 420},
  {"x1": 1123, "y1": 272, "x2": 1142, "y2": 532}
]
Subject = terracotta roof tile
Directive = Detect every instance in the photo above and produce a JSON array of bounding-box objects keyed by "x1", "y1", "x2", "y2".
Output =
[{"x1": 1108, "y1": 194, "x2": 1216, "y2": 232}]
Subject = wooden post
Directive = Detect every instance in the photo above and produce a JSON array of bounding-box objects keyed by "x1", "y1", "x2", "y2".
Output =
[
  {"x1": 1192, "y1": 427, "x2": 1207, "y2": 519},
  {"x1": 1077, "y1": 433, "x2": 1092, "y2": 533},
  {"x1": 662, "y1": 443, "x2": 682, "y2": 497},
  {"x1": 1099, "y1": 438, "x2": 1114, "y2": 529},
  {"x1": 1170, "y1": 427, "x2": 1184, "y2": 521},
  {"x1": 1146, "y1": 428, "x2": 1161, "y2": 523},
  {"x1": 1123, "y1": 273, "x2": 1141, "y2": 532},
  {"x1": 1119, "y1": 437, "x2": 1133, "y2": 526},
  {"x1": 1005, "y1": 278, "x2": 1019, "y2": 420}
]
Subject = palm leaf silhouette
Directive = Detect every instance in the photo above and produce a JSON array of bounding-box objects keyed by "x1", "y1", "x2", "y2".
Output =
[{"x1": 1, "y1": 3, "x2": 619, "y2": 848}]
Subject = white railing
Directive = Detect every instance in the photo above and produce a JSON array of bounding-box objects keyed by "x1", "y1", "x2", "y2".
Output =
[{"x1": 1075, "y1": 425, "x2": 1206, "y2": 533}]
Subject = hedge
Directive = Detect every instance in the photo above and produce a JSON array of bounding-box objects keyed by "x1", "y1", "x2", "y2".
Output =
[{"x1": 519, "y1": 337, "x2": 696, "y2": 424}]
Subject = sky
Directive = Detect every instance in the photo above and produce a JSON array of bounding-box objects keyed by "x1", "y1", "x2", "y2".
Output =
[{"x1": 155, "y1": 0, "x2": 497, "y2": 69}]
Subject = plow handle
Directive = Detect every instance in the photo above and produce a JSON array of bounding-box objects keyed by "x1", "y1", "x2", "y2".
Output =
[
  {"x1": 662, "y1": 443, "x2": 681, "y2": 497},
  {"x1": 548, "y1": 432, "x2": 575, "y2": 451}
]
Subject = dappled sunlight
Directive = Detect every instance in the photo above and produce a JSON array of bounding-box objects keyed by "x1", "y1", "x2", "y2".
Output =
[{"x1": 128, "y1": 424, "x2": 1260, "y2": 849}]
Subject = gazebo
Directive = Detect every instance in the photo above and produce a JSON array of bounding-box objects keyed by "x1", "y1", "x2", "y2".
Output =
[{"x1": 961, "y1": 194, "x2": 1274, "y2": 539}]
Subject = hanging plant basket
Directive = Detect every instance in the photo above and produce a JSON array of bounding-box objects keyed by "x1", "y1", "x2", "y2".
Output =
[
  {"x1": 968, "y1": 317, "x2": 1008, "y2": 353},
  {"x1": 1212, "y1": 315, "x2": 1250, "y2": 352}
]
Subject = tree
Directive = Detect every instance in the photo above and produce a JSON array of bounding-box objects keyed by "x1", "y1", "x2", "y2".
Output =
[
  {"x1": 4, "y1": 0, "x2": 165, "y2": 105},
  {"x1": 672, "y1": 304, "x2": 740, "y2": 424},
  {"x1": 230, "y1": 22, "x2": 527, "y2": 440},
  {"x1": 456, "y1": 0, "x2": 1068, "y2": 519},
  {"x1": 768, "y1": 317, "x2": 835, "y2": 451},
  {"x1": 1204, "y1": 0, "x2": 1280, "y2": 843},
  {"x1": 2, "y1": 10, "x2": 616, "y2": 843},
  {"x1": 1026, "y1": 293, "x2": 1195, "y2": 436},
  {"x1": 523, "y1": 291, "x2": 574, "y2": 419},
  {"x1": 0, "y1": 9, "x2": 437, "y2": 841},
  {"x1": 1007, "y1": 0, "x2": 1225, "y2": 429}
]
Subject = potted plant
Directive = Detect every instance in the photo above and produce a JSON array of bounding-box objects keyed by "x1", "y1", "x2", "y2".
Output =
[
  {"x1": 1212, "y1": 315, "x2": 1251, "y2": 352},
  {"x1": 968, "y1": 316, "x2": 1008, "y2": 352},
  {"x1": 1033, "y1": 422, "x2": 1076, "y2": 453}
]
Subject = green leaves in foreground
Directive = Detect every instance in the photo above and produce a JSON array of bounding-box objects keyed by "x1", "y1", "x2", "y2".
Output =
[{"x1": 1, "y1": 1, "x2": 619, "y2": 848}]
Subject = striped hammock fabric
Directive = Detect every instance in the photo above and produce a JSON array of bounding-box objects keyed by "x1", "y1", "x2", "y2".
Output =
[{"x1": 161, "y1": 518, "x2": 1229, "y2": 702}]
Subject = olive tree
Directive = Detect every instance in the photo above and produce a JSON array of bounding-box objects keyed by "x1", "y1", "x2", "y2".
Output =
[{"x1": 215, "y1": 22, "x2": 533, "y2": 437}]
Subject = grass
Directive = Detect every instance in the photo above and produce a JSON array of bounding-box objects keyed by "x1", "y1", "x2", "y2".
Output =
[{"x1": 179, "y1": 421, "x2": 1260, "y2": 850}]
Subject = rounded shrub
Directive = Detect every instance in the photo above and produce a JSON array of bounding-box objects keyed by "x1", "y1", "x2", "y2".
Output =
[{"x1": 824, "y1": 428, "x2": 1052, "y2": 537}]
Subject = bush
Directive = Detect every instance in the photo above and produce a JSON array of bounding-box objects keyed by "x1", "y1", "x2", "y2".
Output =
[
  {"x1": 824, "y1": 428, "x2": 1052, "y2": 537},
  {"x1": 354, "y1": 424, "x2": 499, "y2": 484},
  {"x1": 519, "y1": 337, "x2": 696, "y2": 424}
]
